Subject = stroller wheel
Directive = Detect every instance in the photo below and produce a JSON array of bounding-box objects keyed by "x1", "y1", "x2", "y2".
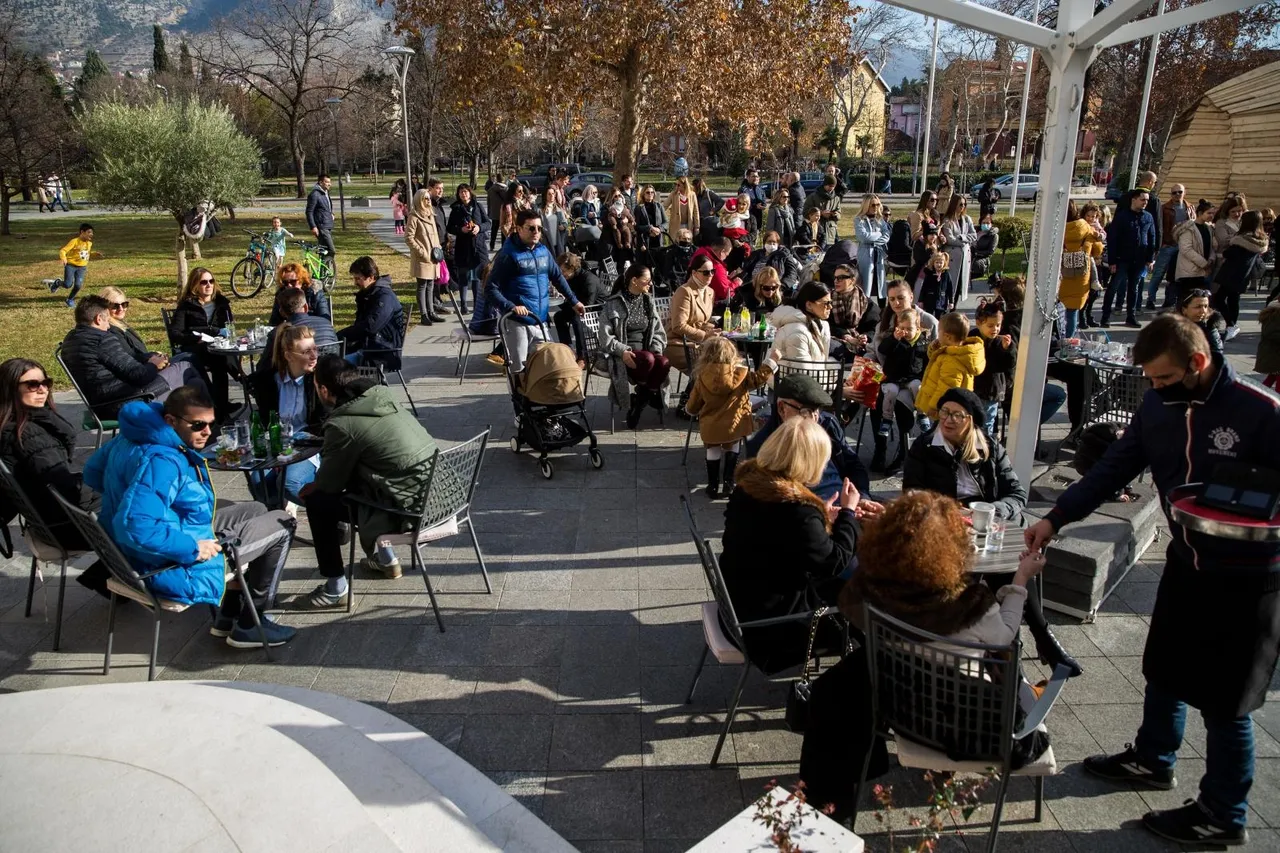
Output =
[
  {"x1": 589, "y1": 448, "x2": 604, "y2": 469},
  {"x1": 539, "y1": 458, "x2": 554, "y2": 480},
  {"x1": 510, "y1": 436, "x2": 521, "y2": 454}
]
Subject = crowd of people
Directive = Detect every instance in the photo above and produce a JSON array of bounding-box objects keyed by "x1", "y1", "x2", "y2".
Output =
[{"x1": 7, "y1": 165, "x2": 1279, "y2": 848}]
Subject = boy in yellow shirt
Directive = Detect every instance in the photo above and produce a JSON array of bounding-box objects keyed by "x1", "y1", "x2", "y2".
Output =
[{"x1": 50, "y1": 222, "x2": 102, "y2": 308}]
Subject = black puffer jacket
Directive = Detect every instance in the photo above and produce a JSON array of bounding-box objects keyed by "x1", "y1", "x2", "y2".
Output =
[
  {"x1": 108, "y1": 323, "x2": 155, "y2": 361},
  {"x1": 974, "y1": 333, "x2": 1016, "y2": 403},
  {"x1": 0, "y1": 407, "x2": 96, "y2": 535},
  {"x1": 901, "y1": 430, "x2": 1027, "y2": 522},
  {"x1": 877, "y1": 332, "x2": 929, "y2": 384},
  {"x1": 340, "y1": 276, "x2": 405, "y2": 370},
  {"x1": 743, "y1": 246, "x2": 803, "y2": 294},
  {"x1": 169, "y1": 294, "x2": 234, "y2": 352},
  {"x1": 60, "y1": 325, "x2": 162, "y2": 414}
]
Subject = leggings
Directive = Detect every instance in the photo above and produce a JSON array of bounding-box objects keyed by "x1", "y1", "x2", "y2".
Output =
[
  {"x1": 626, "y1": 349, "x2": 672, "y2": 391},
  {"x1": 1214, "y1": 287, "x2": 1241, "y2": 327}
]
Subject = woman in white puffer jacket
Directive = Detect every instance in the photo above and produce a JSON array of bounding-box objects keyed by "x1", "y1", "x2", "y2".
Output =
[{"x1": 770, "y1": 280, "x2": 833, "y2": 362}]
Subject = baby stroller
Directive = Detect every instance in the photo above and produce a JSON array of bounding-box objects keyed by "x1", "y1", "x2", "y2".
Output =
[{"x1": 502, "y1": 312, "x2": 604, "y2": 479}]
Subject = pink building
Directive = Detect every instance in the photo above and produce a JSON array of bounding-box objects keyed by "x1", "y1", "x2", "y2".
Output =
[{"x1": 889, "y1": 98, "x2": 922, "y2": 143}]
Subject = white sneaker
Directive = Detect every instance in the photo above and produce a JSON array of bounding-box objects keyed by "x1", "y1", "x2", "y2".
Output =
[{"x1": 1224, "y1": 325, "x2": 1240, "y2": 342}]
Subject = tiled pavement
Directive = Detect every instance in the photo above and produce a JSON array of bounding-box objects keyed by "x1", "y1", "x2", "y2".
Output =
[{"x1": 2, "y1": 223, "x2": 1277, "y2": 850}]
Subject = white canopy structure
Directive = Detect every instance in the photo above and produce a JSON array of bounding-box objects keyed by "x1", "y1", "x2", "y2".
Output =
[{"x1": 884, "y1": 0, "x2": 1269, "y2": 484}]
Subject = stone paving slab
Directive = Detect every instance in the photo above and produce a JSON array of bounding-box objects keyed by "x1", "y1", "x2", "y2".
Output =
[{"x1": 2, "y1": 211, "x2": 1276, "y2": 851}]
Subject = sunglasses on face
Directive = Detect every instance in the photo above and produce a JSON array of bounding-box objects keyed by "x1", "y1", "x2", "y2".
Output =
[
  {"x1": 199, "y1": 278, "x2": 215, "y2": 285},
  {"x1": 108, "y1": 301, "x2": 130, "y2": 310},
  {"x1": 524, "y1": 224, "x2": 543, "y2": 233},
  {"x1": 833, "y1": 274, "x2": 853, "y2": 282},
  {"x1": 281, "y1": 278, "x2": 299, "y2": 285},
  {"x1": 695, "y1": 267, "x2": 714, "y2": 275},
  {"x1": 761, "y1": 286, "x2": 779, "y2": 293},
  {"x1": 1172, "y1": 190, "x2": 1184, "y2": 194},
  {"x1": 176, "y1": 416, "x2": 213, "y2": 432},
  {"x1": 814, "y1": 300, "x2": 833, "y2": 307},
  {"x1": 19, "y1": 379, "x2": 52, "y2": 391}
]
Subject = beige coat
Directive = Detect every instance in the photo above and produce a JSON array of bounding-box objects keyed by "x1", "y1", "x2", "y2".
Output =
[
  {"x1": 665, "y1": 282, "x2": 716, "y2": 370},
  {"x1": 405, "y1": 189, "x2": 441, "y2": 281},
  {"x1": 687, "y1": 362, "x2": 775, "y2": 446}
]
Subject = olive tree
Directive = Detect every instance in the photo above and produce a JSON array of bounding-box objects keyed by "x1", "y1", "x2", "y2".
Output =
[{"x1": 81, "y1": 98, "x2": 261, "y2": 289}]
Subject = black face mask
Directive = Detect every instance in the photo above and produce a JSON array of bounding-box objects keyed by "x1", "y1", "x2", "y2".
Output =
[{"x1": 1153, "y1": 367, "x2": 1200, "y2": 403}]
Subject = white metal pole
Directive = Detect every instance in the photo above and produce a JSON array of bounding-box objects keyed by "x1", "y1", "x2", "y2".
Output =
[
  {"x1": 399, "y1": 59, "x2": 413, "y2": 194},
  {"x1": 920, "y1": 17, "x2": 941, "y2": 194},
  {"x1": 1006, "y1": 0, "x2": 1093, "y2": 484},
  {"x1": 1008, "y1": 0, "x2": 1039, "y2": 217},
  {"x1": 1127, "y1": 0, "x2": 1165, "y2": 188}
]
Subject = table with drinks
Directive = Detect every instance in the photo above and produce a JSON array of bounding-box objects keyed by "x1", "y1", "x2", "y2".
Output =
[
  {"x1": 963, "y1": 502, "x2": 1021, "y2": 574},
  {"x1": 206, "y1": 414, "x2": 320, "y2": 510},
  {"x1": 208, "y1": 319, "x2": 274, "y2": 373},
  {"x1": 720, "y1": 307, "x2": 775, "y2": 367}
]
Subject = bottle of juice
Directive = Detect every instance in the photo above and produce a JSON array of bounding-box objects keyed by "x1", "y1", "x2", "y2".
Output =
[{"x1": 722, "y1": 307, "x2": 732, "y2": 332}]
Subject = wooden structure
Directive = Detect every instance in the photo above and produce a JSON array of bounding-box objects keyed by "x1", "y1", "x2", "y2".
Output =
[{"x1": 1159, "y1": 60, "x2": 1280, "y2": 208}]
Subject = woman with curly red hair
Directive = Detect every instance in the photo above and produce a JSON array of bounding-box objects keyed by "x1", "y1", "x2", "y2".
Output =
[
  {"x1": 799, "y1": 491, "x2": 1049, "y2": 821},
  {"x1": 268, "y1": 262, "x2": 331, "y2": 325}
]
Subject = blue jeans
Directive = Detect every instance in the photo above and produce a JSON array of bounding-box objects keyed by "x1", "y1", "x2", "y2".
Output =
[
  {"x1": 63, "y1": 263, "x2": 86, "y2": 297},
  {"x1": 1135, "y1": 681, "x2": 1254, "y2": 829},
  {"x1": 983, "y1": 401, "x2": 999, "y2": 436},
  {"x1": 1102, "y1": 262, "x2": 1147, "y2": 322},
  {"x1": 1150, "y1": 246, "x2": 1178, "y2": 305},
  {"x1": 251, "y1": 456, "x2": 320, "y2": 508},
  {"x1": 1039, "y1": 383, "x2": 1066, "y2": 425},
  {"x1": 1062, "y1": 308, "x2": 1079, "y2": 338}
]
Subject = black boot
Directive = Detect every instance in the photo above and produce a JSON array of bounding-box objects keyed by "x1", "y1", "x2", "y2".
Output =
[
  {"x1": 870, "y1": 433, "x2": 888, "y2": 473},
  {"x1": 883, "y1": 402, "x2": 914, "y2": 475},
  {"x1": 1030, "y1": 621, "x2": 1084, "y2": 677},
  {"x1": 883, "y1": 437, "x2": 908, "y2": 475},
  {"x1": 626, "y1": 389, "x2": 649, "y2": 429},
  {"x1": 705, "y1": 458, "x2": 722, "y2": 499},
  {"x1": 721, "y1": 451, "x2": 739, "y2": 495},
  {"x1": 427, "y1": 308, "x2": 446, "y2": 323}
]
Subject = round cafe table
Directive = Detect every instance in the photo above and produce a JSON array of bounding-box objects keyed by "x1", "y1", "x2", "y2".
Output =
[{"x1": 206, "y1": 443, "x2": 321, "y2": 511}]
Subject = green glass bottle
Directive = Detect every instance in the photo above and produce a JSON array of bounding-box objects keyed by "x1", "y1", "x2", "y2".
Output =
[
  {"x1": 268, "y1": 412, "x2": 282, "y2": 456},
  {"x1": 250, "y1": 412, "x2": 267, "y2": 458}
]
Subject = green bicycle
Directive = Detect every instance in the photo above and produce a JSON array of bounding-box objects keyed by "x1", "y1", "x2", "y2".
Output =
[
  {"x1": 229, "y1": 229, "x2": 278, "y2": 298},
  {"x1": 294, "y1": 239, "x2": 336, "y2": 293}
]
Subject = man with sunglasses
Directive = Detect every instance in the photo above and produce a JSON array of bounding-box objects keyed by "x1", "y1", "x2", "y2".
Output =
[
  {"x1": 84, "y1": 387, "x2": 299, "y2": 649},
  {"x1": 486, "y1": 209, "x2": 583, "y2": 372},
  {"x1": 1154, "y1": 182, "x2": 1193, "y2": 309},
  {"x1": 61, "y1": 295, "x2": 205, "y2": 418}
]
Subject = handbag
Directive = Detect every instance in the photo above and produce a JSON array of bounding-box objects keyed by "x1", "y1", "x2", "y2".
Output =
[
  {"x1": 785, "y1": 606, "x2": 836, "y2": 733},
  {"x1": 430, "y1": 246, "x2": 445, "y2": 263},
  {"x1": 438, "y1": 258, "x2": 450, "y2": 287},
  {"x1": 1060, "y1": 235, "x2": 1088, "y2": 275}
]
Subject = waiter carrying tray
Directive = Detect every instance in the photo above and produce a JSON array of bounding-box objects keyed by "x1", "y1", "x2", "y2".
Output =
[{"x1": 1025, "y1": 313, "x2": 1280, "y2": 847}]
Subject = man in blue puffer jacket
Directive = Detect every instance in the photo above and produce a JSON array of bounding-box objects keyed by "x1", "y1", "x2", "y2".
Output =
[
  {"x1": 84, "y1": 387, "x2": 299, "y2": 649},
  {"x1": 1025, "y1": 314, "x2": 1280, "y2": 847},
  {"x1": 486, "y1": 209, "x2": 583, "y2": 372}
]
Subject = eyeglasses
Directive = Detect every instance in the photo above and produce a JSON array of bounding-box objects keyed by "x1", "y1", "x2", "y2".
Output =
[
  {"x1": 814, "y1": 300, "x2": 833, "y2": 307},
  {"x1": 938, "y1": 408, "x2": 971, "y2": 423},
  {"x1": 176, "y1": 416, "x2": 213, "y2": 432},
  {"x1": 778, "y1": 400, "x2": 816, "y2": 417},
  {"x1": 108, "y1": 300, "x2": 130, "y2": 310},
  {"x1": 524, "y1": 224, "x2": 543, "y2": 233},
  {"x1": 19, "y1": 378, "x2": 52, "y2": 391},
  {"x1": 198, "y1": 277, "x2": 215, "y2": 285},
  {"x1": 292, "y1": 346, "x2": 318, "y2": 357}
]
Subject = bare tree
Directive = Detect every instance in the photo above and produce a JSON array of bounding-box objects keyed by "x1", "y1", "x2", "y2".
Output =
[
  {"x1": 206, "y1": 0, "x2": 356, "y2": 197},
  {"x1": 830, "y1": 4, "x2": 914, "y2": 157}
]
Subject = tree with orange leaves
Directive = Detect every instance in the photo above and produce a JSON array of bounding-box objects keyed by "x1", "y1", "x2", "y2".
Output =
[{"x1": 391, "y1": 0, "x2": 852, "y2": 181}]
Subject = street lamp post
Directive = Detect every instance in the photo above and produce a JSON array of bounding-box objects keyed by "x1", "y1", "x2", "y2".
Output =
[
  {"x1": 325, "y1": 96, "x2": 347, "y2": 230},
  {"x1": 382, "y1": 45, "x2": 416, "y2": 197}
]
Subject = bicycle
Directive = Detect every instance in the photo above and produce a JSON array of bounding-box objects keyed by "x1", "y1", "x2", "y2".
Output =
[
  {"x1": 293, "y1": 239, "x2": 336, "y2": 293},
  {"x1": 229, "y1": 229, "x2": 278, "y2": 298}
]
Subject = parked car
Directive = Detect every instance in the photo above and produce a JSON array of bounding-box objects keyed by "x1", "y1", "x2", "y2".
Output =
[
  {"x1": 969, "y1": 173, "x2": 1040, "y2": 202},
  {"x1": 760, "y1": 171, "x2": 825, "y2": 198},
  {"x1": 1105, "y1": 176, "x2": 1127, "y2": 202},
  {"x1": 566, "y1": 171, "x2": 614, "y2": 199},
  {"x1": 518, "y1": 163, "x2": 582, "y2": 193}
]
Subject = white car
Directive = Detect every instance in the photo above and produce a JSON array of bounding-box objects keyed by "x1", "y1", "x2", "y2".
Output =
[{"x1": 971, "y1": 173, "x2": 1040, "y2": 202}]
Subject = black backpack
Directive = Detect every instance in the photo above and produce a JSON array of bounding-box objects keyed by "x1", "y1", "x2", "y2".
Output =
[{"x1": 887, "y1": 219, "x2": 913, "y2": 266}]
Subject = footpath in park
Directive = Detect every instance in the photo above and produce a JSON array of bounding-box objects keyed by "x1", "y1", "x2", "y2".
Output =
[{"x1": 1, "y1": 201, "x2": 1278, "y2": 852}]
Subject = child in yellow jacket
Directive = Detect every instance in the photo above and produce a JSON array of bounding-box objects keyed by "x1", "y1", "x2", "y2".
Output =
[
  {"x1": 915, "y1": 312, "x2": 986, "y2": 418},
  {"x1": 50, "y1": 222, "x2": 102, "y2": 308},
  {"x1": 686, "y1": 336, "x2": 779, "y2": 499}
]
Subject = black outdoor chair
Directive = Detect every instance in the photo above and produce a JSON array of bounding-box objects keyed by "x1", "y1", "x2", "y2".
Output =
[
  {"x1": 56, "y1": 343, "x2": 155, "y2": 451},
  {"x1": 853, "y1": 603, "x2": 1070, "y2": 852},
  {"x1": 447, "y1": 290, "x2": 501, "y2": 384},
  {"x1": 356, "y1": 300, "x2": 418, "y2": 416},
  {"x1": 0, "y1": 459, "x2": 90, "y2": 651}
]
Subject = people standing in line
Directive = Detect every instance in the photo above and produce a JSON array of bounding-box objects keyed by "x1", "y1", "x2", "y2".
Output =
[
  {"x1": 934, "y1": 172, "x2": 954, "y2": 214},
  {"x1": 666, "y1": 176, "x2": 699, "y2": 241},
  {"x1": 975, "y1": 176, "x2": 999, "y2": 219},
  {"x1": 486, "y1": 210, "x2": 584, "y2": 373},
  {"x1": 1152, "y1": 183, "x2": 1193, "y2": 308},
  {"x1": 1172, "y1": 200, "x2": 1217, "y2": 308},
  {"x1": 1102, "y1": 188, "x2": 1157, "y2": 328},
  {"x1": 404, "y1": 188, "x2": 445, "y2": 324},
  {"x1": 854, "y1": 195, "x2": 891, "y2": 301},
  {"x1": 766, "y1": 188, "x2": 796, "y2": 249},
  {"x1": 618, "y1": 174, "x2": 638, "y2": 210},
  {"x1": 500, "y1": 182, "x2": 531, "y2": 242},
  {"x1": 1059, "y1": 200, "x2": 1105, "y2": 337},
  {"x1": 1081, "y1": 203, "x2": 1110, "y2": 328},
  {"x1": 1025, "y1": 314, "x2": 1280, "y2": 847},
  {"x1": 486, "y1": 177, "x2": 508, "y2": 251},
  {"x1": 940, "y1": 195, "x2": 978, "y2": 302},
  {"x1": 908, "y1": 191, "x2": 940, "y2": 243},
  {"x1": 447, "y1": 183, "x2": 491, "y2": 315},
  {"x1": 305, "y1": 174, "x2": 336, "y2": 260},
  {"x1": 48, "y1": 223, "x2": 101, "y2": 308},
  {"x1": 1212, "y1": 210, "x2": 1269, "y2": 342},
  {"x1": 540, "y1": 186, "x2": 569, "y2": 259},
  {"x1": 1212, "y1": 195, "x2": 1246, "y2": 259}
]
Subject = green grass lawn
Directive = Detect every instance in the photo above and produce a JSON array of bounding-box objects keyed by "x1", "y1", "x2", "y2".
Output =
[{"x1": 0, "y1": 212, "x2": 412, "y2": 384}]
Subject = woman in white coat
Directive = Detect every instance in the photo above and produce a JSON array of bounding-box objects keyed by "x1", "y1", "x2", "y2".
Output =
[
  {"x1": 770, "y1": 280, "x2": 833, "y2": 362},
  {"x1": 941, "y1": 195, "x2": 978, "y2": 301},
  {"x1": 855, "y1": 194, "x2": 892, "y2": 300}
]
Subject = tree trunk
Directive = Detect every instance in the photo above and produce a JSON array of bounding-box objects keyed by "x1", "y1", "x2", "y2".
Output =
[
  {"x1": 291, "y1": 128, "x2": 307, "y2": 198},
  {"x1": 176, "y1": 228, "x2": 189, "y2": 295},
  {"x1": 470, "y1": 151, "x2": 480, "y2": 189},
  {"x1": 611, "y1": 51, "x2": 646, "y2": 182},
  {"x1": 0, "y1": 178, "x2": 10, "y2": 237}
]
